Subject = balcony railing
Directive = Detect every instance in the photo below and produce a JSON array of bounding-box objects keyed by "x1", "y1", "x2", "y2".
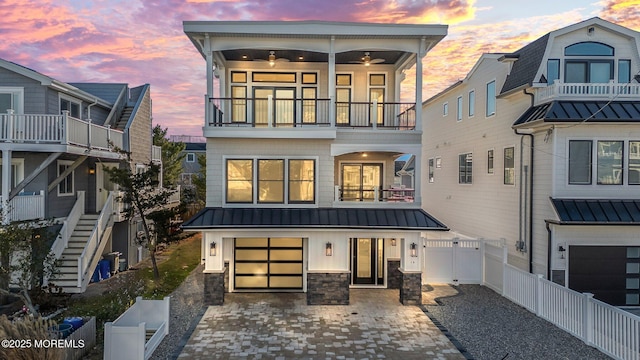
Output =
[
  {"x1": 207, "y1": 97, "x2": 416, "y2": 130},
  {"x1": 0, "y1": 191, "x2": 45, "y2": 222},
  {"x1": 0, "y1": 110, "x2": 124, "y2": 150},
  {"x1": 534, "y1": 81, "x2": 640, "y2": 104},
  {"x1": 334, "y1": 185, "x2": 414, "y2": 203}
]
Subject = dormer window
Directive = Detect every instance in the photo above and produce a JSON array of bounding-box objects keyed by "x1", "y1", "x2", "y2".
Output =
[{"x1": 564, "y1": 42, "x2": 614, "y2": 84}]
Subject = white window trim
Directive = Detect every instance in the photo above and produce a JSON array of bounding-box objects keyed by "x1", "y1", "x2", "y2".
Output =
[
  {"x1": 0, "y1": 87, "x2": 25, "y2": 114},
  {"x1": 223, "y1": 155, "x2": 319, "y2": 207},
  {"x1": 503, "y1": 145, "x2": 516, "y2": 186},
  {"x1": 485, "y1": 79, "x2": 497, "y2": 118},
  {"x1": 458, "y1": 152, "x2": 473, "y2": 185},
  {"x1": 566, "y1": 137, "x2": 636, "y2": 187},
  {"x1": 456, "y1": 95, "x2": 463, "y2": 122},
  {"x1": 59, "y1": 93, "x2": 82, "y2": 119},
  {"x1": 443, "y1": 102, "x2": 449, "y2": 116},
  {"x1": 468, "y1": 89, "x2": 476, "y2": 118},
  {"x1": 0, "y1": 158, "x2": 25, "y2": 191},
  {"x1": 435, "y1": 157, "x2": 442, "y2": 168},
  {"x1": 186, "y1": 153, "x2": 196, "y2": 163},
  {"x1": 487, "y1": 148, "x2": 495, "y2": 175},
  {"x1": 57, "y1": 160, "x2": 75, "y2": 197},
  {"x1": 428, "y1": 158, "x2": 434, "y2": 183}
]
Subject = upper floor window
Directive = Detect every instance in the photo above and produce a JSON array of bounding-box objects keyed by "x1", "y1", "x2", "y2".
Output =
[
  {"x1": 564, "y1": 42, "x2": 614, "y2": 84},
  {"x1": 60, "y1": 96, "x2": 81, "y2": 118},
  {"x1": 547, "y1": 59, "x2": 560, "y2": 85},
  {"x1": 486, "y1": 81, "x2": 496, "y2": 117},
  {"x1": 226, "y1": 158, "x2": 315, "y2": 204},
  {"x1": 568, "y1": 140, "x2": 592, "y2": 185},
  {"x1": 428, "y1": 158, "x2": 434, "y2": 183},
  {"x1": 468, "y1": 90, "x2": 475, "y2": 117},
  {"x1": 619, "y1": 60, "x2": 631, "y2": 83},
  {"x1": 459, "y1": 153, "x2": 473, "y2": 184},
  {"x1": 0, "y1": 87, "x2": 24, "y2": 114},
  {"x1": 487, "y1": 150, "x2": 494, "y2": 174},
  {"x1": 443, "y1": 102, "x2": 449, "y2": 116},
  {"x1": 565, "y1": 42, "x2": 614, "y2": 56},
  {"x1": 504, "y1": 147, "x2": 515, "y2": 185},
  {"x1": 456, "y1": 96, "x2": 463, "y2": 121},
  {"x1": 186, "y1": 153, "x2": 196, "y2": 163},
  {"x1": 597, "y1": 141, "x2": 623, "y2": 185}
]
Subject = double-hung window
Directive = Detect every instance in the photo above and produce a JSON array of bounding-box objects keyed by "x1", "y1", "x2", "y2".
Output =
[
  {"x1": 568, "y1": 140, "x2": 592, "y2": 185},
  {"x1": 456, "y1": 96, "x2": 463, "y2": 121},
  {"x1": 504, "y1": 147, "x2": 515, "y2": 185},
  {"x1": 459, "y1": 153, "x2": 473, "y2": 184},
  {"x1": 60, "y1": 96, "x2": 81, "y2": 118},
  {"x1": 486, "y1": 81, "x2": 496, "y2": 117},
  {"x1": 57, "y1": 161, "x2": 74, "y2": 196},
  {"x1": 468, "y1": 90, "x2": 475, "y2": 117}
]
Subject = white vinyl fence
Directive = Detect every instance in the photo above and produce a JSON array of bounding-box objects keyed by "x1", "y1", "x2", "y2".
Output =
[
  {"x1": 483, "y1": 243, "x2": 640, "y2": 360},
  {"x1": 104, "y1": 296, "x2": 170, "y2": 360},
  {"x1": 424, "y1": 238, "x2": 503, "y2": 285}
]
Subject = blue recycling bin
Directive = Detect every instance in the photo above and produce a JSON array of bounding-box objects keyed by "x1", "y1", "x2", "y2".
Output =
[
  {"x1": 91, "y1": 265, "x2": 101, "y2": 283},
  {"x1": 99, "y1": 259, "x2": 110, "y2": 280}
]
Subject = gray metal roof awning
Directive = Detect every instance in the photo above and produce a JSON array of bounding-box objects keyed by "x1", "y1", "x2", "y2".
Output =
[
  {"x1": 182, "y1": 207, "x2": 449, "y2": 231},
  {"x1": 550, "y1": 198, "x2": 640, "y2": 225},
  {"x1": 514, "y1": 101, "x2": 640, "y2": 126}
]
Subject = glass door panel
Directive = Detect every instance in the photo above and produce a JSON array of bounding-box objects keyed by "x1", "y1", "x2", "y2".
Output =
[
  {"x1": 336, "y1": 88, "x2": 351, "y2": 125},
  {"x1": 302, "y1": 88, "x2": 317, "y2": 124},
  {"x1": 369, "y1": 88, "x2": 385, "y2": 125},
  {"x1": 352, "y1": 238, "x2": 384, "y2": 285},
  {"x1": 274, "y1": 88, "x2": 295, "y2": 126},
  {"x1": 341, "y1": 165, "x2": 362, "y2": 201},
  {"x1": 254, "y1": 88, "x2": 271, "y2": 126},
  {"x1": 362, "y1": 164, "x2": 381, "y2": 200}
]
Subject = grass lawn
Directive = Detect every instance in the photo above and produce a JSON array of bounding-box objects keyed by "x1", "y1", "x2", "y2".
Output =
[{"x1": 59, "y1": 234, "x2": 201, "y2": 357}]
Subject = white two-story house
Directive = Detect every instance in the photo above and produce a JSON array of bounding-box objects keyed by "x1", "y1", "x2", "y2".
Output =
[
  {"x1": 182, "y1": 21, "x2": 449, "y2": 305},
  {"x1": 0, "y1": 58, "x2": 161, "y2": 293},
  {"x1": 422, "y1": 17, "x2": 640, "y2": 306}
]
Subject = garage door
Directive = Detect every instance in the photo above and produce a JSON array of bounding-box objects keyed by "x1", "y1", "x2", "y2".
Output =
[
  {"x1": 234, "y1": 238, "x2": 303, "y2": 290},
  {"x1": 569, "y1": 246, "x2": 640, "y2": 306}
]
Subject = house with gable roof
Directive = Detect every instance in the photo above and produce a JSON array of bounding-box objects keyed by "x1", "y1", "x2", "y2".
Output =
[
  {"x1": 422, "y1": 17, "x2": 640, "y2": 306},
  {"x1": 0, "y1": 58, "x2": 162, "y2": 293}
]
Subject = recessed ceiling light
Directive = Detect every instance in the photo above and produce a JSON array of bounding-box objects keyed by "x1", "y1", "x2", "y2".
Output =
[
  {"x1": 242, "y1": 55, "x2": 248, "y2": 59},
  {"x1": 298, "y1": 56, "x2": 304, "y2": 60}
]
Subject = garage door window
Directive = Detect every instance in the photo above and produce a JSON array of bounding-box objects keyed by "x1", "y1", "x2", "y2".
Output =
[{"x1": 234, "y1": 237, "x2": 303, "y2": 290}]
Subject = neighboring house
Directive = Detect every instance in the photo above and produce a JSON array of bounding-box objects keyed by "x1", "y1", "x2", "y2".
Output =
[
  {"x1": 179, "y1": 141, "x2": 206, "y2": 188},
  {"x1": 182, "y1": 21, "x2": 449, "y2": 305},
  {"x1": 0, "y1": 58, "x2": 162, "y2": 293},
  {"x1": 422, "y1": 17, "x2": 640, "y2": 306}
]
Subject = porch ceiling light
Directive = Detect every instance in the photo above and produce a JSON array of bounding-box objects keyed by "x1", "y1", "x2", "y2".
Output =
[
  {"x1": 268, "y1": 51, "x2": 276, "y2": 67},
  {"x1": 210, "y1": 241, "x2": 217, "y2": 257},
  {"x1": 391, "y1": 239, "x2": 397, "y2": 246},
  {"x1": 410, "y1": 242, "x2": 417, "y2": 257},
  {"x1": 325, "y1": 242, "x2": 333, "y2": 256}
]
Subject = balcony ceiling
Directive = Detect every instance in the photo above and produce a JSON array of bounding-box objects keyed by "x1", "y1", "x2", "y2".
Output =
[{"x1": 220, "y1": 49, "x2": 405, "y2": 65}]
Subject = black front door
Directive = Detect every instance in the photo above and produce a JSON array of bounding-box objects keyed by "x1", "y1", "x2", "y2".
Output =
[{"x1": 352, "y1": 238, "x2": 384, "y2": 285}]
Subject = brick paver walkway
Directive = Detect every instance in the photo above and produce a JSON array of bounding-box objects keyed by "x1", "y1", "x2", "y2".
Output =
[{"x1": 179, "y1": 289, "x2": 464, "y2": 359}]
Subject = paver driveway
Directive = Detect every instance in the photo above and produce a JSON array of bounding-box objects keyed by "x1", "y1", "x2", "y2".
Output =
[{"x1": 179, "y1": 289, "x2": 464, "y2": 359}]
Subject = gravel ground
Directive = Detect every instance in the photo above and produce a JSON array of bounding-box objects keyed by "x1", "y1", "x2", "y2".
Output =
[
  {"x1": 423, "y1": 285, "x2": 611, "y2": 360},
  {"x1": 150, "y1": 264, "x2": 205, "y2": 360}
]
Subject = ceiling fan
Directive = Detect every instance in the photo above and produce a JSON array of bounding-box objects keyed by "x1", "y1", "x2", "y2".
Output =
[
  {"x1": 255, "y1": 51, "x2": 290, "y2": 67},
  {"x1": 350, "y1": 52, "x2": 385, "y2": 66}
]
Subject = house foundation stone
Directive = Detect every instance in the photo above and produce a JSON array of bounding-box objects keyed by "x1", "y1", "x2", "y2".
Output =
[
  {"x1": 387, "y1": 260, "x2": 401, "y2": 289},
  {"x1": 307, "y1": 272, "x2": 350, "y2": 305},
  {"x1": 399, "y1": 270, "x2": 421, "y2": 305},
  {"x1": 204, "y1": 270, "x2": 225, "y2": 306}
]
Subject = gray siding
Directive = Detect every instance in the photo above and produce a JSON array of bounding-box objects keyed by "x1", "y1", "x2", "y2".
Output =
[{"x1": 127, "y1": 85, "x2": 152, "y2": 166}]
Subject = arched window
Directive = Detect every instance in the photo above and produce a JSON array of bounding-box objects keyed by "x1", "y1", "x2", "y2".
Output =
[
  {"x1": 565, "y1": 42, "x2": 614, "y2": 56},
  {"x1": 563, "y1": 42, "x2": 615, "y2": 83}
]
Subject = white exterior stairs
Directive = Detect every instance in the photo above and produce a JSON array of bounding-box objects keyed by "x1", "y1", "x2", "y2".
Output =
[{"x1": 48, "y1": 191, "x2": 115, "y2": 293}]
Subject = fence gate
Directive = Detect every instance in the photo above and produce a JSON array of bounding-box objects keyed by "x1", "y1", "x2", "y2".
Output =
[{"x1": 423, "y1": 239, "x2": 482, "y2": 284}]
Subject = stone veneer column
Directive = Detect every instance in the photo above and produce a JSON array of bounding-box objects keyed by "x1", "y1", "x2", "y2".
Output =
[
  {"x1": 399, "y1": 270, "x2": 422, "y2": 305},
  {"x1": 387, "y1": 260, "x2": 401, "y2": 289},
  {"x1": 307, "y1": 272, "x2": 350, "y2": 305},
  {"x1": 204, "y1": 270, "x2": 225, "y2": 306}
]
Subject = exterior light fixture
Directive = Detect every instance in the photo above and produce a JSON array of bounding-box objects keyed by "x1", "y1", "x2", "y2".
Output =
[
  {"x1": 558, "y1": 245, "x2": 566, "y2": 259},
  {"x1": 325, "y1": 242, "x2": 333, "y2": 256},
  {"x1": 88, "y1": 167, "x2": 96, "y2": 175},
  {"x1": 391, "y1": 239, "x2": 397, "y2": 246},
  {"x1": 210, "y1": 241, "x2": 217, "y2": 256},
  {"x1": 268, "y1": 51, "x2": 276, "y2": 67},
  {"x1": 363, "y1": 52, "x2": 371, "y2": 66},
  {"x1": 410, "y1": 242, "x2": 417, "y2": 257}
]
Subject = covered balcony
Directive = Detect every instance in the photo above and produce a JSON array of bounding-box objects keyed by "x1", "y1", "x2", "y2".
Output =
[
  {"x1": 534, "y1": 80, "x2": 640, "y2": 105},
  {"x1": 332, "y1": 152, "x2": 419, "y2": 208},
  {"x1": 206, "y1": 97, "x2": 415, "y2": 130}
]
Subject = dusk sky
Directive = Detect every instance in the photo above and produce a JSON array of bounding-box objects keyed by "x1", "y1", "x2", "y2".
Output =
[{"x1": 1, "y1": 0, "x2": 639, "y2": 136}]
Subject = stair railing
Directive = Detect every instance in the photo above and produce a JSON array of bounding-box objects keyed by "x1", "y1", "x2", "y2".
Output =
[{"x1": 77, "y1": 191, "x2": 114, "y2": 289}]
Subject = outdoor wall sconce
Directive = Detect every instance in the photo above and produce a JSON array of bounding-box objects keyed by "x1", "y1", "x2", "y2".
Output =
[
  {"x1": 88, "y1": 167, "x2": 96, "y2": 175},
  {"x1": 391, "y1": 239, "x2": 397, "y2": 246},
  {"x1": 325, "y1": 242, "x2": 333, "y2": 256},
  {"x1": 210, "y1": 241, "x2": 217, "y2": 257},
  {"x1": 558, "y1": 245, "x2": 566, "y2": 259},
  {"x1": 410, "y1": 242, "x2": 417, "y2": 257}
]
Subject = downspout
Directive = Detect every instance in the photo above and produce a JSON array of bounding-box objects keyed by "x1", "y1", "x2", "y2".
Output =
[
  {"x1": 87, "y1": 97, "x2": 98, "y2": 121},
  {"x1": 546, "y1": 221, "x2": 552, "y2": 281},
  {"x1": 514, "y1": 87, "x2": 535, "y2": 273}
]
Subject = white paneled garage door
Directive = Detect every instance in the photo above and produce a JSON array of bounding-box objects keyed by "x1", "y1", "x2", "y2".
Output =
[{"x1": 234, "y1": 237, "x2": 303, "y2": 290}]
